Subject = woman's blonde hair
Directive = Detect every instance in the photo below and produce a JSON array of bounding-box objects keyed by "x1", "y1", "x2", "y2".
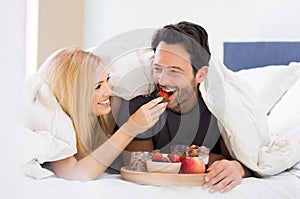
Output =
[{"x1": 39, "y1": 47, "x2": 107, "y2": 158}]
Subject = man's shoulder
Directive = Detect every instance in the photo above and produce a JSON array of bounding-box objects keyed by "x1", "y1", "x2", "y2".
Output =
[
  {"x1": 129, "y1": 94, "x2": 153, "y2": 107},
  {"x1": 120, "y1": 95, "x2": 152, "y2": 114}
]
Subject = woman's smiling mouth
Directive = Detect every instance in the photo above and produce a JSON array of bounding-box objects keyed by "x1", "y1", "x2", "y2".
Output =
[{"x1": 98, "y1": 99, "x2": 110, "y2": 106}]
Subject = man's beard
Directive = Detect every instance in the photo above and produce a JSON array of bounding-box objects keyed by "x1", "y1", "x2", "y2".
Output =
[{"x1": 167, "y1": 78, "x2": 196, "y2": 109}]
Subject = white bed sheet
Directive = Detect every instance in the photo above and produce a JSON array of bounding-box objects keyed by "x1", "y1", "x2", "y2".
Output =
[{"x1": 15, "y1": 170, "x2": 300, "y2": 199}]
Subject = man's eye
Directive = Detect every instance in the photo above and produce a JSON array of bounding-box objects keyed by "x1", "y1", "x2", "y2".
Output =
[
  {"x1": 153, "y1": 67, "x2": 162, "y2": 71},
  {"x1": 170, "y1": 69, "x2": 179, "y2": 73}
]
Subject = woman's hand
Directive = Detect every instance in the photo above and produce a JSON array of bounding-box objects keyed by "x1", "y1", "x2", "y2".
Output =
[
  {"x1": 121, "y1": 97, "x2": 167, "y2": 137},
  {"x1": 202, "y1": 159, "x2": 244, "y2": 193}
]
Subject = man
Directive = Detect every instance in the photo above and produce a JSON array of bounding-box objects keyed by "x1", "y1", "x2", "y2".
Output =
[{"x1": 117, "y1": 21, "x2": 252, "y2": 193}]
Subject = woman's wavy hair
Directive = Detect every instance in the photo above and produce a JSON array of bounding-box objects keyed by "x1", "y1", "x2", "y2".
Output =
[{"x1": 40, "y1": 47, "x2": 108, "y2": 159}]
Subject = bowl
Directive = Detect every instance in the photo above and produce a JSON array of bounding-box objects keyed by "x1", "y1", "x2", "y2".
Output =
[{"x1": 146, "y1": 160, "x2": 181, "y2": 174}]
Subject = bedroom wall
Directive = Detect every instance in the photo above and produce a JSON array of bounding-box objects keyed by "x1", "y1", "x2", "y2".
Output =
[
  {"x1": 253, "y1": 0, "x2": 300, "y2": 41},
  {"x1": 84, "y1": 0, "x2": 300, "y2": 61},
  {"x1": 84, "y1": 0, "x2": 255, "y2": 60},
  {"x1": 37, "y1": 0, "x2": 84, "y2": 68},
  {"x1": 25, "y1": 0, "x2": 84, "y2": 76},
  {"x1": 0, "y1": 0, "x2": 24, "y2": 195}
]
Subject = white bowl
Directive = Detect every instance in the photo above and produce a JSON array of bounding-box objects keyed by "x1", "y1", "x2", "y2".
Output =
[{"x1": 146, "y1": 160, "x2": 181, "y2": 174}]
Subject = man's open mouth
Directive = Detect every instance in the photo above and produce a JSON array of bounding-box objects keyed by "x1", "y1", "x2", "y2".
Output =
[{"x1": 160, "y1": 88, "x2": 176, "y2": 97}]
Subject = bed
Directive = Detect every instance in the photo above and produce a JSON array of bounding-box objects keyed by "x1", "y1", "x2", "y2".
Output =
[
  {"x1": 224, "y1": 42, "x2": 300, "y2": 71},
  {"x1": 19, "y1": 42, "x2": 300, "y2": 199}
]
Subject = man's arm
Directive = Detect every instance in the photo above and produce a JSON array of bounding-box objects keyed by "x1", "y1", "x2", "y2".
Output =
[
  {"x1": 219, "y1": 138, "x2": 253, "y2": 177},
  {"x1": 203, "y1": 138, "x2": 253, "y2": 193}
]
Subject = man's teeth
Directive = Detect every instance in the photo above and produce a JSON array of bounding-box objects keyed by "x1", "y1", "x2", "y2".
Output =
[
  {"x1": 163, "y1": 88, "x2": 176, "y2": 92},
  {"x1": 162, "y1": 89, "x2": 176, "y2": 94},
  {"x1": 99, "y1": 99, "x2": 110, "y2": 105}
]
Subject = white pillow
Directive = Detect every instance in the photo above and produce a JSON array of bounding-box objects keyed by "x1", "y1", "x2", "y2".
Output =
[
  {"x1": 268, "y1": 78, "x2": 300, "y2": 140},
  {"x1": 236, "y1": 62, "x2": 300, "y2": 115},
  {"x1": 107, "y1": 49, "x2": 155, "y2": 100},
  {"x1": 92, "y1": 45, "x2": 155, "y2": 100}
]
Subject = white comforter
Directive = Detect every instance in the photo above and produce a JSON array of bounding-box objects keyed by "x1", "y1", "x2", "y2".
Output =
[
  {"x1": 200, "y1": 57, "x2": 300, "y2": 177},
  {"x1": 15, "y1": 50, "x2": 300, "y2": 198}
]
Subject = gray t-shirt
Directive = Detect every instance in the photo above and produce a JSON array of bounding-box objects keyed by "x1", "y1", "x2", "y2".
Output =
[{"x1": 116, "y1": 93, "x2": 221, "y2": 154}]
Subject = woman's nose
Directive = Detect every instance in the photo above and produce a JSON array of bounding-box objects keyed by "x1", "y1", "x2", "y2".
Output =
[{"x1": 103, "y1": 82, "x2": 112, "y2": 96}]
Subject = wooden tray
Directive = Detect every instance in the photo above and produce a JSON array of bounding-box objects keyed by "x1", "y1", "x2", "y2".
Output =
[{"x1": 120, "y1": 166, "x2": 206, "y2": 186}]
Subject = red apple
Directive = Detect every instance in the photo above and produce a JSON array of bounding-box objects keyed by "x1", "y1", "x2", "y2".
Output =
[{"x1": 181, "y1": 157, "x2": 205, "y2": 174}]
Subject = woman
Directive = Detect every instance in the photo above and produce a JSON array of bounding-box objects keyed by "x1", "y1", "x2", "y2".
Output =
[{"x1": 23, "y1": 47, "x2": 167, "y2": 181}]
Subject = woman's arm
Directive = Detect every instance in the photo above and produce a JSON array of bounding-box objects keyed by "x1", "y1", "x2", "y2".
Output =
[
  {"x1": 49, "y1": 97, "x2": 167, "y2": 181},
  {"x1": 50, "y1": 127, "x2": 136, "y2": 181}
]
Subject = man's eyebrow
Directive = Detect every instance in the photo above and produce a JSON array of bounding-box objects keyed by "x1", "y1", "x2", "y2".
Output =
[
  {"x1": 153, "y1": 63, "x2": 183, "y2": 71},
  {"x1": 153, "y1": 63, "x2": 163, "y2": 67}
]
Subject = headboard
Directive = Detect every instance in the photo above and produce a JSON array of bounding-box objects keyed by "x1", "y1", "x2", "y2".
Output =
[{"x1": 223, "y1": 42, "x2": 300, "y2": 71}]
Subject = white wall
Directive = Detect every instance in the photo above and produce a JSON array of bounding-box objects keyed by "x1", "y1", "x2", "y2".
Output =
[
  {"x1": 84, "y1": 0, "x2": 300, "y2": 61},
  {"x1": 0, "y1": 0, "x2": 24, "y2": 196},
  {"x1": 253, "y1": 0, "x2": 300, "y2": 41}
]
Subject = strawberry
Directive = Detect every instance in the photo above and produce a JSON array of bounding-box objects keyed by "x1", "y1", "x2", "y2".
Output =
[
  {"x1": 168, "y1": 153, "x2": 181, "y2": 163},
  {"x1": 180, "y1": 154, "x2": 186, "y2": 162},
  {"x1": 152, "y1": 151, "x2": 169, "y2": 162},
  {"x1": 157, "y1": 91, "x2": 169, "y2": 102}
]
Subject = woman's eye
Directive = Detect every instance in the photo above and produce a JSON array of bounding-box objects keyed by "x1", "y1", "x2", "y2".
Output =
[{"x1": 95, "y1": 84, "x2": 101, "y2": 90}]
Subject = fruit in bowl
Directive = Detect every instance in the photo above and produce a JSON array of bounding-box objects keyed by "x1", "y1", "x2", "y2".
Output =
[
  {"x1": 181, "y1": 157, "x2": 206, "y2": 174},
  {"x1": 180, "y1": 145, "x2": 208, "y2": 174},
  {"x1": 146, "y1": 146, "x2": 208, "y2": 174},
  {"x1": 186, "y1": 145, "x2": 210, "y2": 165},
  {"x1": 146, "y1": 160, "x2": 181, "y2": 174},
  {"x1": 146, "y1": 151, "x2": 181, "y2": 174}
]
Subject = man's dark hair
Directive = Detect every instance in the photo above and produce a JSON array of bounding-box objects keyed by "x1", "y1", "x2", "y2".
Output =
[{"x1": 151, "y1": 21, "x2": 211, "y2": 70}]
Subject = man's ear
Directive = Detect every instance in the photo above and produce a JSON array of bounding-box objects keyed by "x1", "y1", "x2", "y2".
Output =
[{"x1": 195, "y1": 66, "x2": 208, "y2": 84}]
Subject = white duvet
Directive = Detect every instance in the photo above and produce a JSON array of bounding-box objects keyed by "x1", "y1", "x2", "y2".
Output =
[
  {"x1": 22, "y1": 51, "x2": 300, "y2": 179},
  {"x1": 200, "y1": 57, "x2": 300, "y2": 177},
  {"x1": 17, "y1": 53, "x2": 300, "y2": 199}
]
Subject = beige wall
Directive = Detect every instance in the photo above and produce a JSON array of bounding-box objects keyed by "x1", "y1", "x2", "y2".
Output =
[{"x1": 38, "y1": 0, "x2": 83, "y2": 67}]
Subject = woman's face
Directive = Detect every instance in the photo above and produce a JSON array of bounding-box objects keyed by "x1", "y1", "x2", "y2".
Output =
[{"x1": 93, "y1": 72, "x2": 112, "y2": 116}]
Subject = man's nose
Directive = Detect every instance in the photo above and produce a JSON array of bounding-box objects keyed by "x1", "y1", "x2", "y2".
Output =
[{"x1": 157, "y1": 69, "x2": 170, "y2": 85}]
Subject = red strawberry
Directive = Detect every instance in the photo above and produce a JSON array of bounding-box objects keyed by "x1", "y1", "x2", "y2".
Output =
[
  {"x1": 152, "y1": 151, "x2": 169, "y2": 162},
  {"x1": 157, "y1": 91, "x2": 169, "y2": 102},
  {"x1": 168, "y1": 153, "x2": 181, "y2": 163},
  {"x1": 180, "y1": 154, "x2": 186, "y2": 162}
]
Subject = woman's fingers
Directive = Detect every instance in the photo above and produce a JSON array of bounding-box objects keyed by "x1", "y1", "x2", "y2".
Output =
[
  {"x1": 150, "y1": 101, "x2": 167, "y2": 114},
  {"x1": 143, "y1": 97, "x2": 164, "y2": 109},
  {"x1": 151, "y1": 102, "x2": 167, "y2": 119},
  {"x1": 128, "y1": 97, "x2": 167, "y2": 136}
]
